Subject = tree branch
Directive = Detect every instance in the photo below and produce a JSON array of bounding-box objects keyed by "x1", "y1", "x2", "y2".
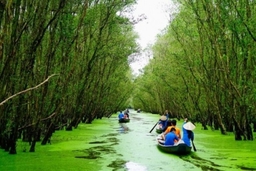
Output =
[
  {"x1": 0, "y1": 74, "x2": 58, "y2": 106},
  {"x1": 18, "y1": 112, "x2": 57, "y2": 131}
]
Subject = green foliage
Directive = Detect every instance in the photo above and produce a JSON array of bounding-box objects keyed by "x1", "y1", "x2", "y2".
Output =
[
  {"x1": 0, "y1": 0, "x2": 138, "y2": 153},
  {"x1": 132, "y1": 0, "x2": 256, "y2": 139},
  {"x1": 1, "y1": 113, "x2": 256, "y2": 170}
]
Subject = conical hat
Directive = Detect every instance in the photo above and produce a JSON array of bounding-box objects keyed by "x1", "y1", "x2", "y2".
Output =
[
  {"x1": 183, "y1": 121, "x2": 196, "y2": 131},
  {"x1": 160, "y1": 115, "x2": 167, "y2": 121}
]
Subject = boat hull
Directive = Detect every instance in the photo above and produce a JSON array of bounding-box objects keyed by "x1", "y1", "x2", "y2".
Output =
[
  {"x1": 156, "y1": 128, "x2": 163, "y2": 134},
  {"x1": 118, "y1": 119, "x2": 130, "y2": 123},
  {"x1": 157, "y1": 142, "x2": 192, "y2": 155}
]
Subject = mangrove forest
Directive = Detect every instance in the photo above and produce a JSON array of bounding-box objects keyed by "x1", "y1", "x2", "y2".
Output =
[{"x1": 0, "y1": 0, "x2": 256, "y2": 156}]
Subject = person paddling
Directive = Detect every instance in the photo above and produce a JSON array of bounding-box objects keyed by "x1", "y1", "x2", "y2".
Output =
[
  {"x1": 182, "y1": 118, "x2": 196, "y2": 146},
  {"x1": 158, "y1": 115, "x2": 168, "y2": 132}
]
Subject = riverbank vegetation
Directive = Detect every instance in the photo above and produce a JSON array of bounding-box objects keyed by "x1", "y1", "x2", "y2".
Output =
[
  {"x1": 1, "y1": 0, "x2": 256, "y2": 157},
  {"x1": 132, "y1": 1, "x2": 256, "y2": 141},
  {"x1": 0, "y1": 0, "x2": 138, "y2": 154},
  {"x1": 1, "y1": 114, "x2": 256, "y2": 171}
]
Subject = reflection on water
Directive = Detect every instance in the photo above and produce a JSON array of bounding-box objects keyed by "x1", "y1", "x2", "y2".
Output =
[
  {"x1": 119, "y1": 123, "x2": 129, "y2": 133},
  {"x1": 125, "y1": 161, "x2": 147, "y2": 171}
]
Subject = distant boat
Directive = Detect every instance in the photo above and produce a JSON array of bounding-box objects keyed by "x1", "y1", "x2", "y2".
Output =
[
  {"x1": 157, "y1": 141, "x2": 192, "y2": 155},
  {"x1": 118, "y1": 118, "x2": 130, "y2": 123}
]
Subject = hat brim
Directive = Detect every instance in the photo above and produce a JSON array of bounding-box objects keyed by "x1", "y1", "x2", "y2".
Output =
[
  {"x1": 160, "y1": 115, "x2": 167, "y2": 121},
  {"x1": 183, "y1": 122, "x2": 196, "y2": 130}
]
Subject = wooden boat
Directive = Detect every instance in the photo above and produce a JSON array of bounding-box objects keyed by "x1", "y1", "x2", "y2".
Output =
[
  {"x1": 157, "y1": 142, "x2": 192, "y2": 155},
  {"x1": 156, "y1": 128, "x2": 163, "y2": 134},
  {"x1": 118, "y1": 118, "x2": 130, "y2": 123}
]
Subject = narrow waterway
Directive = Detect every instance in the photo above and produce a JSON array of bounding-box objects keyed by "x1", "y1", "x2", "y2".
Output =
[
  {"x1": 108, "y1": 110, "x2": 200, "y2": 171},
  {"x1": 95, "y1": 110, "x2": 256, "y2": 171},
  {"x1": 1, "y1": 110, "x2": 255, "y2": 171}
]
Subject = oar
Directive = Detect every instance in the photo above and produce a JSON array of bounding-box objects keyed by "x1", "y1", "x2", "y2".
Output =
[
  {"x1": 191, "y1": 140, "x2": 197, "y2": 151},
  {"x1": 149, "y1": 120, "x2": 159, "y2": 133}
]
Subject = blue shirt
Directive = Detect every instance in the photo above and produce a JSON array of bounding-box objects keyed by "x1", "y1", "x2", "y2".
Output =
[
  {"x1": 182, "y1": 122, "x2": 194, "y2": 146},
  {"x1": 159, "y1": 120, "x2": 168, "y2": 131},
  {"x1": 118, "y1": 112, "x2": 124, "y2": 119},
  {"x1": 164, "y1": 132, "x2": 179, "y2": 146}
]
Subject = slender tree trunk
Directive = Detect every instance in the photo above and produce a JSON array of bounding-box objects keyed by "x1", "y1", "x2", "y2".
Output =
[
  {"x1": 9, "y1": 129, "x2": 17, "y2": 154},
  {"x1": 41, "y1": 122, "x2": 54, "y2": 145},
  {"x1": 29, "y1": 121, "x2": 40, "y2": 152}
]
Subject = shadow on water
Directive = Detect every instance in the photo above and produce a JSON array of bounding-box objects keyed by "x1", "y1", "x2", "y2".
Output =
[
  {"x1": 180, "y1": 153, "x2": 224, "y2": 171},
  {"x1": 119, "y1": 123, "x2": 129, "y2": 133},
  {"x1": 180, "y1": 152, "x2": 256, "y2": 171},
  {"x1": 73, "y1": 123, "x2": 148, "y2": 171},
  {"x1": 74, "y1": 144, "x2": 120, "y2": 160},
  {"x1": 72, "y1": 111, "x2": 256, "y2": 171},
  {"x1": 73, "y1": 133, "x2": 135, "y2": 171},
  {"x1": 74, "y1": 134, "x2": 120, "y2": 160},
  {"x1": 107, "y1": 159, "x2": 127, "y2": 171},
  {"x1": 107, "y1": 160, "x2": 148, "y2": 171}
]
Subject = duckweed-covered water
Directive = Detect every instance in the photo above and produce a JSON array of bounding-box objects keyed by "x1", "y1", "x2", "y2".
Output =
[{"x1": 0, "y1": 110, "x2": 256, "y2": 171}]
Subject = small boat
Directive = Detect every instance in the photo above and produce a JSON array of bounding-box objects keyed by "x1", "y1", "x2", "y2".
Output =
[
  {"x1": 157, "y1": 142, "x2": 192, "y2": 155},
  {"x1": 156, "y1": 128, "x2": 163, "y2": 134},
  {"x1": 119, "y1": 118, "x2": 130, "y2": 123}
]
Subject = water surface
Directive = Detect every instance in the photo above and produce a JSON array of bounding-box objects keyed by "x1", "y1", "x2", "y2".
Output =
[{"x1": 0, "y1": 110, "x2": 255, "y2": 171}]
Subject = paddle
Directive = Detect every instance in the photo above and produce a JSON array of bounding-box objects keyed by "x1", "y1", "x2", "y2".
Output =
[
  {"x1": 149, "y1": 120, "x2": 159, "y2": 133},
  {"x1": 191, "y1": 140, "x2": 197, "y2": 152}
]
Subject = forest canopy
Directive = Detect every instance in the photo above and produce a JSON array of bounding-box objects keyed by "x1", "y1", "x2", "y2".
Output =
[
  {"x1": 1, "y1": 0, "x2": 256, "y2": 155},
  {"x1": 132, "y1": 0, "x2": 256, "y2": 141},
  {"x1": 0, "y1": 0, "x2": 138, "y2": 154}
]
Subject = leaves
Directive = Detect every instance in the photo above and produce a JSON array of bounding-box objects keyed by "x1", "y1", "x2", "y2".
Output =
[{"x1": 133, "y1": 0, "x2": 256, "y2": 140}]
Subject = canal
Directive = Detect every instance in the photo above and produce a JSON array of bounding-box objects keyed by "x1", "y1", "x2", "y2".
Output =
[
  {"x1": 101, "y1": 110, "x2": 256, "y2": 171},
  {"x1": 1, "y1": 110, "x2": 255, "y2": 171}
]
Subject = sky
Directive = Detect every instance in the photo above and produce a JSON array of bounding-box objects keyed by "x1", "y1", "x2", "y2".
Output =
[{"x1": 129, "y1": 0, "x2": 178, "y2": 76}]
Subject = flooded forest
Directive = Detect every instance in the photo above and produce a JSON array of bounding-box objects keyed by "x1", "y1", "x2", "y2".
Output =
[{"x1": 0, "y1": 1, "x2": 256, "y2": 169}]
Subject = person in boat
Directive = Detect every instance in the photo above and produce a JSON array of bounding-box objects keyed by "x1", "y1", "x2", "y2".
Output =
[
  {"x1": 160, "y1": 119, "x2": 181, "y2": 141},
  {"x1": 124, "y1": 113, "x2": 129, "y2": 119},
  {"x1": 124, "y1": 109, "x2": 129, "y2": 119},
  {"x1": 159, "y1": 127, "x2": 179, "y2": 146},
  {"x1": 182, "y1": 118, "x2": 195, "y2": 146},
  {"x1": 164, "y1": 110, "x2": 169, "y2": 119},
  {"x1": 158, "y1": 110, "x2": 170, "y2": 131},
  {"x1": 118, "y1": 111, "x2": 125, "y2": 120},
  {"x1": 158, "y1": 115, "x2": 168, "y2": 132}
]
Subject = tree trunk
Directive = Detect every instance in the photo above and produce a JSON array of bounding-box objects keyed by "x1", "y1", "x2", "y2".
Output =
[
  {"x1": 217, "y1": 112, "x2": 226, "y2": 135},
  {"x1": 29, "y1": 139, "x2": 36, "y2": 152},
  {"x1": 29, "y1": 121, "x2": 40, "y2": 152},
  {"x1": 9, "y1": 130, "x2": 17, "y2": 154},
  {"x1": 233, "y1": 117, "x2": 242, "y2": 140},
  {"x1": 253, "y1": 121, "x2": 256, "y2": 132},
  {"x1": 41, "y1": 123, "x2": 54, "y2": 145}
]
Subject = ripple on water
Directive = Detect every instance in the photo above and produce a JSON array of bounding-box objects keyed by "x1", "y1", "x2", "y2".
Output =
[{"x1": 125, "y1": 161, "x2": 147, "y2": 171}]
